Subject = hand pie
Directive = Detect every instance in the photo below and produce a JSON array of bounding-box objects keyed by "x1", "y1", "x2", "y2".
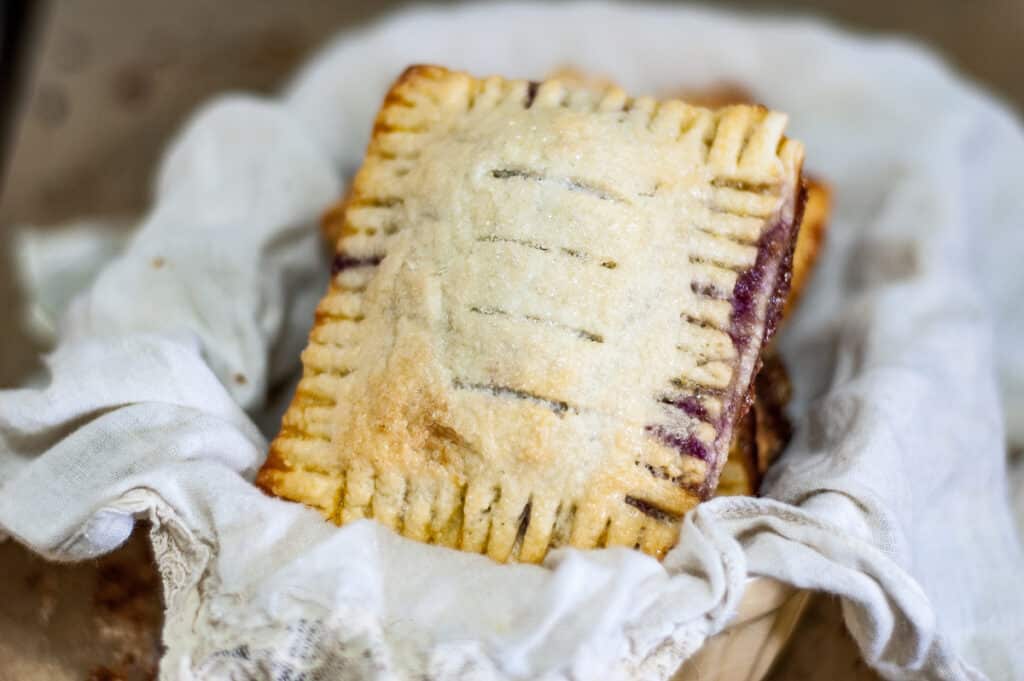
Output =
[{"x1": 258, "y1": 65, "x2": 806, "y2": 562}]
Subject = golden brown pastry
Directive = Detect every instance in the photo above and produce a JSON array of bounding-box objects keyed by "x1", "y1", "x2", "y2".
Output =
[
  {"x1": 785, "y1": 179, "x2": 829, "y2": 318},
  {"x1": 715, "y1": 410, "x2": 760, "y2": 497},
  {"x1": 259, "y1": 65, "x2": 806, "y2": 562}
]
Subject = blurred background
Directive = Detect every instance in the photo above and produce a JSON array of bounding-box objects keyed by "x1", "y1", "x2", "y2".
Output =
[{"x1": 0, "y1": 2, "x2": 1021, "y2": 679}]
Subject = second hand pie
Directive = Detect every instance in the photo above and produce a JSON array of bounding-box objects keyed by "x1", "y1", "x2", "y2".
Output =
[{"x1": 258, "y1": 65, "x2": 807, "y2": 563}]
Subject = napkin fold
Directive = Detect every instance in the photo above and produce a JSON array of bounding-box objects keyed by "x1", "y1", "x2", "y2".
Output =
[{"x1": 2, "y1": 3, "x2": 1023, "y2": 680}]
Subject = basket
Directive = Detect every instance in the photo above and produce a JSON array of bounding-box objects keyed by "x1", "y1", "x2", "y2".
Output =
[{"x1": 673, "y1": 579, "x2": 811, "y2": 681}]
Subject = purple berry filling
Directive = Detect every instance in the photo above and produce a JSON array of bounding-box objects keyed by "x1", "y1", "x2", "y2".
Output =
[
  {"x1": 730, "y1": 220, "x2": 782, "y2": 347},
  {"x1": 661, "y1": 394, "x2": 709, "y2": 421},
  {"x1": 645, "y1": 424, "x2": 712, "y2": 463},
  {"x1": 331, "y1": 254, "x2": 383, "y2": 276},
  {"x1": 728, "y1": 184, "x2": 806, "y2": 349}
]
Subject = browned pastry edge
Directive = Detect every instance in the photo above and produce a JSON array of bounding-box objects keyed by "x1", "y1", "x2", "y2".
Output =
[
  {"x1": 708, "y1": 180, "x2": 802, "y2": 499},
  {"x1": 716, "y1": 408, "x2": 759, "y2": 497},
  {"x1": 784, "y1": 179, "x2": 830, "y2": 319},
  {"x1": 752, "y1": 350, "x2": 794, "y2": 474},
  {"x1": 715, "y1": 350, "x2": 793, "y2": 497}
]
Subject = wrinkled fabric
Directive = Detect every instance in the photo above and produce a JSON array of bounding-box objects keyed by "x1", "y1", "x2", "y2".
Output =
[{"x1": 2, "y1": 3, "x2": 1023, "y2": 680}]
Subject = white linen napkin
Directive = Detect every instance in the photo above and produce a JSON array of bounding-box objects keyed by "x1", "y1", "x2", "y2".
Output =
[{"x1": 2, "y1": 3, "x2": 1023, "y2": 680}]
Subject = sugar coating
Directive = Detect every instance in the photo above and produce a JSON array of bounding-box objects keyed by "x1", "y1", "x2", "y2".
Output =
[{"x1": 258, "y1": 65, "x2": 804, "y2": 563}]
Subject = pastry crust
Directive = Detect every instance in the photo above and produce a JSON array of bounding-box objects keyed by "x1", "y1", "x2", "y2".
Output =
[
  {"x1": 258, "y1": 65, "x2": 805, "y2": 562},
  {"x1": 716, "y1": 350, "x2": 794, "y2": 497},
  {"x1": 785, "y1": 179, "x2": 829, "y2": 318},
  {"x1": 715, "y1": 409, "x2": 759, "y2": 497}
]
